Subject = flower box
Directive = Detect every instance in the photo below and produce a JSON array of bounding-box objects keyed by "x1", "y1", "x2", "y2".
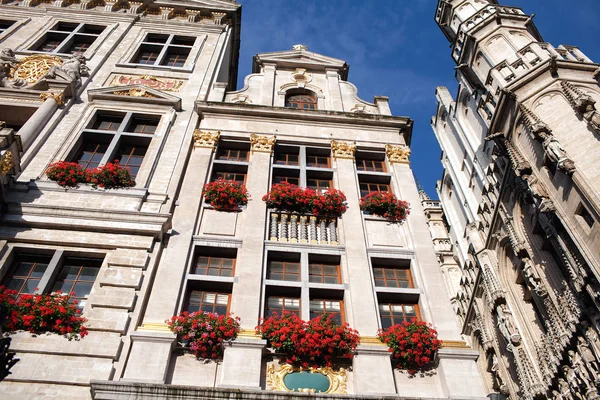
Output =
[
  {"x1": 377, "y1": 321, "x2": 441, "y2": 375},
  {"x1": 263, "y1": 182, "x2": 347, "y2": 217},
  {"x1": 203, "y1": 179, "x2": 249, "y2": 211},
  {"x1": 360, "y1": 191, "x2": 410, "y2": 223},
  {"x1": 46, "y1": 160, "x2": 135, "y2": 190},
  {"x1": 256, "y1": 312, "x2": 360, "y2": 369}
]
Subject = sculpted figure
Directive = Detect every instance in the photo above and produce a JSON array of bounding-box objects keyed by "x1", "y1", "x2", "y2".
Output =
[
  {"x1": 521, "y1": 258, "x2": 542, "y2": 292},
  {"x1": 496, "y1": 304, "x2": 520, "y2": 345},
  {"x1": 535, "y1": 131, "x2": 576, "y2": 174},
  {"x1": 569, "y1": 350, "x2": 593, "y2": 388},
  {"x1": 563, "y1": 365, "x2": 585, "y2": 392},
  {"x1": 46, "y1": 54, "x2": 89, "y2": 82},
  {"x1": 582, "y1": 103, "x2": 600, "y2": 132},
  {"x1": 577, "y1": 336, "x2": 600, "y2": 378},
  {"x1": 558, "y1": 378, "x2": 575, "y2": 400}
]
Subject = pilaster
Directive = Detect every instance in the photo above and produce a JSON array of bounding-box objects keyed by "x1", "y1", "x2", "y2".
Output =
[
  {"x1": 218, "y1": 337, "x2": 267, "y2": 389},
  {"x1": 352, "y1": 344, "x2": 396, "y2": 395},
  {"x1": 326, "y1": 69, "x2": 344, "y2": 112}
]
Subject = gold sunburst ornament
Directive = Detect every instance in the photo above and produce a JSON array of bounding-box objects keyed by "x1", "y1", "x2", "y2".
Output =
[{"x1": 11, "y1": 55, "x2": 63, "y2": 84}]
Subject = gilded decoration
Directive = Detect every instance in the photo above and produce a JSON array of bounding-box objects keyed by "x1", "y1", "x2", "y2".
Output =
[
  {"x1": 1, "y1": 150, "x2": 14, "y2": 176},
  {"x1": 11, "y1": 54, "x2": 63, "y2": 84},
  {"x1": 250, "y1": 133, "x2": 276, "y2": 154},
  {"x1": 40, "y1": 91, "x2": 64, "y2": 106},
  {"x1": 386, "y1": 144, "x2": 411, "y2": 164},
  {"x1": 266, "y1": 363, "x2": 347, "y2": 394},
  {"x1": 114, "y1": 88, "x2": 157, "y2": 98},
  {"x1": 331, "y1": 140, "x2": 356, "y2": 160},
  {"x1": 110, "y1": 75, "x2": 183, "y2": 92},
  {"x1": 193, "y1": 130, "x2": 220, "y2": 149}
]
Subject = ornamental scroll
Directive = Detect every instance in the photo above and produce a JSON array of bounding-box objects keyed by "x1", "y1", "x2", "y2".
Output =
[
  {"x1": 110, "y1": 75, "x2": 184, "y2": 92},
  {"x1": 193, "y1": 130, "x2": 220, "y2": 149},
  {"x1": 266, "y1": 363, "x2": 347, "y2": 394},
  {"x1": 386, "y1": 144, "x2": 411, "y2": 164},
  {"x1": 331, "y1": 140, "x2": 355, "y2": 160},
  {"x1": 250, "y1": 133, "x2": 276, "y2": 153}
]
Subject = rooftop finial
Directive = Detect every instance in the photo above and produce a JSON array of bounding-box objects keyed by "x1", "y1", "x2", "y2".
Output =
[{"x1": 292, "y1": 44, "x2": 308, "y2": 51}]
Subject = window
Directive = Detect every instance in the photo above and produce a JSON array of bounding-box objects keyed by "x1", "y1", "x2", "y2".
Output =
[
  {"x1": 31, "y1": 22, "x2": 105, "y2": 54},
  {"x1": 217, "y1": 147, "x2": 249, "y2": 162},
  {"x1": 192, "y1": 254, "x2": 235, "y2": 277},
  {"x1": 359, "y1": 181, "x2": 391, "y2": 198},
  {"x1": 576, "y1": 204, "x2": 595, "y2": 229},
  {"x1": 0, "y1": 20, "x2": 15, "y2": 35},
  {"x1": 212, "y1": 171, "x2": 246, "y2": 184},
  {"x1": 357, "y1": 158, "x2": 386, "y2": 172},
  {"x1": 267, "y1": 296, "x2": 300, "y2": 317},
  {"x1": 211, "y1": 140, "x2": 249, "y2": 186},
  {"x1": 1, "y1": 250, "x2": 103, "y2": 310},
  {"x1": 309, "y1": 262, "x2": 340, "y2": 284},
  {"x1": 132, "y1": 33, "x2": 195, "y2": 68},
  {"x1": 187, "y1": 290, "x2": 230, "y2": 314},
  {"x1": 310, "y1": 300, "x2": 343, "y2": 324},
  {"x1": 285, "y1": 90, "x2": 317, "y2": 110},
  {"x1": 268, "y1": 260, "x2": 301, "y2": 282},
  {"x1": 70, "y1": 112, "x2": 161, "y2": 181},
  {"x1": 379, "y1": 303, "x2": 420, "y2": 329},
  {"x1": 272, "y1": 145, "x2": 333, "y2": 189},
  {"x1": 373, "y1": 260, "x2": 413, "y2": 288}
]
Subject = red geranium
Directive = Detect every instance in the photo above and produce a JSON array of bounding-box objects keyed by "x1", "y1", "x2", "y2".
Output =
[
  {"x1": 203, "y1": 179, "x2": 249, "y2": 211},
  {"x1": 263, "y1": 183, "x2": 347, "y2": 216},
  {"x1": 166, "y1": 311, "x2": 240, "y2": 359},
  {"x1": 0, "y1": 286, "x2": 88, "y2": 340},
  {"x1": 45, "y1": 161, "x2": 90, "y2": 188},
  {"x1": 256, "y1": 312, "x2": 360, "y2": 368},
  {"x1": 377, "y1": 320, "x2": 441, "y2": 375},
  {"x1": 359, "y1": 191, "x2": 410, "y2": 223},
  {"x1": 46, "y1": 160, "x2": 136, "y2": 189}
]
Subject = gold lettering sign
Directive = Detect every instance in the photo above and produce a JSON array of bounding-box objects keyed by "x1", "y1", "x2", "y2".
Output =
[{"x1": 110, "y1": 75, "x2": 183, "y2": 92}]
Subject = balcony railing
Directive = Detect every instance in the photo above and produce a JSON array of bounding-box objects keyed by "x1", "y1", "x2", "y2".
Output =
[{"x1": 268, "y1": 212, "x2": 338, "y2": 245}]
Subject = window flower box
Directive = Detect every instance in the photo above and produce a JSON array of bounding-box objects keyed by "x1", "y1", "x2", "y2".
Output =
[
  {"x1": 359, "y1": 191, "x2": 410, "y2": 223},
  {"x1": 46, "y1": 160, "x2": 135, "y2": 190},
  {"x1": 263, "y1": 182, "x2": 347, "y2": 216},
  {"x1": 203, "y1": 179, "x2": 249, "y2": 211}
]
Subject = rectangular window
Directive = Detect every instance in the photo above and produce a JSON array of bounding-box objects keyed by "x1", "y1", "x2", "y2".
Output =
[
  {"x1": 274, "y1": 152, "x2": 299, "y2": 166},
  {"x1": 308, "y1": 263, "x2": 340, "y2": 284},
  {"x1": 273, "y1": 174, "x2": 300, "y2": 186},
  {"x1": 266, "y1": 296, "x2": 300, "y2": 317},
  {"x1": 359, "y1": 181, "x2": 391, "y2": 198},
  {"x1": 51, "y1": 257, "x2": 101, "y2": 309},
  {"x1": 187, "y1": 290, "x2": 230, "y2": 314},
  {"x1": 31, "y1": 22, "x2": 105, "y2": 54},
  {"x1": 212, "y1": 171, "x2": 246, "y2": 183},
  {"x1": 116, "y1": 143, "x2": 147, "y2": 179},
  {"x1": 372, "y1": 259, "x2": 413, "y2": 288},
  {"x1": 132, "y1": 33, "x2": 195, "y2": 68},
  {"x1": 192, "y1": 254, "x2": 235, "y2": 277},
  {"x1": 357, "y1": 159, "x2": 386, "y2": 172},
  {"x1": 379, "y1": 303, "x2": 420, "y2": 329},
  {"x1": 309, "y1": 299, "x2": 343, "y2": 324},
  {"x1": 0, "y1": 20, "x2": 15, "y2": 34},
  {"x1": 576, "y1": 204, "x2": 595, "y2": 229},
  {"x1": 217, "y1": 148, "x2": 249, "y2": 162},
  {"x1": 306, "y1": 155, "x2": 330, "y2": 168},
  {"x1": 2, "y1": 254, "x2": 51, "y2": 296},
  {"x1": 268, "y1": 260, "x2": 300, "y2": 282},
  {"x1": 307, "y1": 178, "x2": 332, "y2": 194}
]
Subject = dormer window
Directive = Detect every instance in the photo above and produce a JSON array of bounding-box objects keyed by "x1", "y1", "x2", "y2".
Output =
[{"x1": 285, "y1": 90, "x2": 317, "y2": 110}]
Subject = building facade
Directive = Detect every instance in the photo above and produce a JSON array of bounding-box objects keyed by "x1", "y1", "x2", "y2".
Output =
[
  {"x1": 432, "y1": 0, "x2": 600, "y2": 399},
  {"x1": 0, "y1": 1, "x2": 488, "y2": 399}
]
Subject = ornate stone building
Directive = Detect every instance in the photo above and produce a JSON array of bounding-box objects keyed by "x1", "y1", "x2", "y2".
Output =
[
  {"x1": 0, "y1": 0, "x2": 486, "y2": 399},
  {"x1": 432, "y1": 0, "x2": 600, "y2": 399}
]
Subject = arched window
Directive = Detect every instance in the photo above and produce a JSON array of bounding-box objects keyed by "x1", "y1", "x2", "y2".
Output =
[{"x1": 285, "y1": 90, "x2": 317, "y2": 110}]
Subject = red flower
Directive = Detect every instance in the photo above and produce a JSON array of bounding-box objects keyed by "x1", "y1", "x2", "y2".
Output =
[
  {"x1": 203, "y1": 179, "x2": 249, "y2": 211},
  {"x1": 359, "y1": 191, "x2": 410, "y2": 223},
  {"x1": 262, "y1": 183, "x2": 347, "y2": 216},
  {"x1": 377, "y1": 321, "x2": 441, "y2": 375}
]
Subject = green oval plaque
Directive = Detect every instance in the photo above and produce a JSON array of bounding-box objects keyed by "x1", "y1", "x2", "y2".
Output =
[{"x1": 283, "y1": 371, "x2": 330, "y2": 393}]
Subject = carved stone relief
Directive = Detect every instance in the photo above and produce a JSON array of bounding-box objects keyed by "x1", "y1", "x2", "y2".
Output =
[
  {"x1": 250, "y1": 133, "x2": 276, "y2": 153},
  {"x1": 330, "y1": 140, "x2": 355, "y2": 160}
]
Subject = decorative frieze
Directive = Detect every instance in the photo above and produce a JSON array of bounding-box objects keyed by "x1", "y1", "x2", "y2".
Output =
[
  {"x1": 40, "y1": 90, "x2": 64, "y2": 106},
  {"x1": 266, "y1": 363, "x2": 347, "y2": 394},
  {"x1": 193, "y1": 130, "x2": 220, "y2": 149},
  {"x1": 110, "y1": 75, "x2": 184, "y2": 92},
  {"x1": 113, "y1": 88, "x2": 157, "y2": 98},
  {"x1": 330, "y1": 140, "x2": 355, "y2": 160},
  {"x1": 385, "y1": 144, "x2": 411, "y2": 164},
  {"x1": 0, "y1": 150, "x2": 14, "y2": 176},
  {"x1": 250, "y1": 133, "x2": 276, "y2": 153}
]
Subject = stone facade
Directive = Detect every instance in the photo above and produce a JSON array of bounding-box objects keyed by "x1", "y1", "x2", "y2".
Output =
[
  {"x1": 0, "y1": 1, "x2": 485, "y2": 399},
  {"x1": 432, "y1": 1, "x2": 600, "y2": 399}
]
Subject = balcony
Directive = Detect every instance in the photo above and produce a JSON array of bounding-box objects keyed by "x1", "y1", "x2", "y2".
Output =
[{"x1": 268, "y1": 212, "x2": 338, "y2": 245}]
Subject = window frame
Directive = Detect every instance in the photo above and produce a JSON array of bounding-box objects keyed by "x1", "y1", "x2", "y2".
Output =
[
  {"x1": 309, "y1": 299, "x2": 345, "y2": 324},
  {"x1": 191, "y1": 253, "x2": 236, "y2": 278},
  {"x1": 308, "y1": 262, "x2": 341, "y2": 284},
  {"x1": 185, "y1": 290, "x2": 231, "y2": 315},
  {"x1": 272, "y1": 145, "x2": 333, "y2": 189},
  {"x1": 27, "y1": 21, "x2": 106, "y2": 56},
  {"x1": 285, "y1": 91, "x2": 318, "y2": 110},
  {"x1": 373, "y1": 264, "x2": 414, "y2": 289},
  {"x1": 378, "y1": 303, "x2": 421, "y2": 329},
  {"x1": 266, "y1": 295, "x2": 301, "y2": 317}
]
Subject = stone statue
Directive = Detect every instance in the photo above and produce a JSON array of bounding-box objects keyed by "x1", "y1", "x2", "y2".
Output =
[
  {"x1": 558, "y1": 378, "x2": 575, "y2": 400},
  {"x1": 569, "y1": 350, "x2": 593, "y2": 388},
  {"x1": 521, "y1": 258, "x2": 542, "y2": 292},
  {"x1": 536, "y1": 132, "x2": 576, "y2": 174},
  {"x1": 582, "y1": 103, "x2": 600, "y2": 133},
  {"x1": 0, "y1": 48, "x2": 28, "y2": 88},
  {"x1": 496, "y1": 304, "x2": 521, "y2": 345},
  {"x1": 563, "y1": 365, "x2": 585, "y2": 393},
  {"x1": 45, "y1": 54, "x2": 89, "y2": 82},
  {"x1": 577, "y1": 336, "x2": 600, "y2": 379}
]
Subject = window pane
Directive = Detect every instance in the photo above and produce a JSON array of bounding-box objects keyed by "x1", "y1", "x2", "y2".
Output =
[{"x1": 72, "y1": 282, "x2": 93, "y2": 298}]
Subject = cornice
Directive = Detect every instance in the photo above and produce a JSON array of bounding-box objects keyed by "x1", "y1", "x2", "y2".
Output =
[{"x1": 195, "y1": 101, "x2": 413, "y2": 144}]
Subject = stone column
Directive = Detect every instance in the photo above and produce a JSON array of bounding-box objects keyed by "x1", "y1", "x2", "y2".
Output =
[
  {"x1": 326, "y1": 69, "x2": 344, "y2": 111},
  {"x1": 19, "y1": 91, "x2": 63, "y2": 153},
  {"x1": 217, "y1": 134, "x2": 275, "y2": 389},
  {"x1": 386, "y1": 145, "x2": 486, "y2": 399},
  {"x1": 122, "y1": 130, "x2": 219, "y2": 383}
]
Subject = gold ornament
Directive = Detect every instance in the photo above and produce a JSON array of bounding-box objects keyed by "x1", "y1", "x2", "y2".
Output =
[
  {"x1": 1, "y1": 150, "x2": 14, "y2": 177},
  {"x1": 193, "y1": 130, "x2": 220, "y2": 149},
  {"x1": 266, "y1": 363, "x2": 347, "y2": 394},
  {"x1": 114, "y1": 88, "x2": 157, "y2": 98},
  {"x1": 40, "y1": 91, "x2": 65, "y2": 106},
  {"x1": 110, "y1": 75, "x2": 183, "y2": 92},
  {"x1": 11, "y1": 54, "x2": 63, "y2": 84},
  {"x1": 385, "y1": 144, "x2": 411, "y2": 164},
  {"x1": 331, "y1": 140, "x2": 355, "y2": 160},
  {"x1": 250, "y1": 133, "x2": 276, "y2": 153}
]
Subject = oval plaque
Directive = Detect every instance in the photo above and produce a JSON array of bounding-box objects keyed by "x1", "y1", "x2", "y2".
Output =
[{"x1": 283, "y1": 371, "x2": 330, "y2": 393}]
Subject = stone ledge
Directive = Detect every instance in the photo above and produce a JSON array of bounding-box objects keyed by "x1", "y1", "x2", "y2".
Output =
[{"x1": 90, "y1": 380, "x2": 447, "y2": 400}]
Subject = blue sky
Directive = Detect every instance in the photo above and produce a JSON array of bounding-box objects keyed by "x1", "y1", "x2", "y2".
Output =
[{"x1": 235, "y1": 0, "x2": 600, "y2": 199}]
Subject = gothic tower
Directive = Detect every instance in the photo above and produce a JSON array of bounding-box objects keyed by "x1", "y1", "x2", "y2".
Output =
[{"x1": 433, "y1": 1, "x2": 600, "y2": 399}]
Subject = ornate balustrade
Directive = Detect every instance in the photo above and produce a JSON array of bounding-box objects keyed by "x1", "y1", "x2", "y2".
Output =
[{"x1": 268, "y1": 212, "x2": 338, "y2": 246}]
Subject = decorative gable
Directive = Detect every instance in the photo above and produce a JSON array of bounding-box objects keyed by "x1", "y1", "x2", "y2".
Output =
[{"x1": 87, "y1": 85, "x2": 182, "y2": 110}]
